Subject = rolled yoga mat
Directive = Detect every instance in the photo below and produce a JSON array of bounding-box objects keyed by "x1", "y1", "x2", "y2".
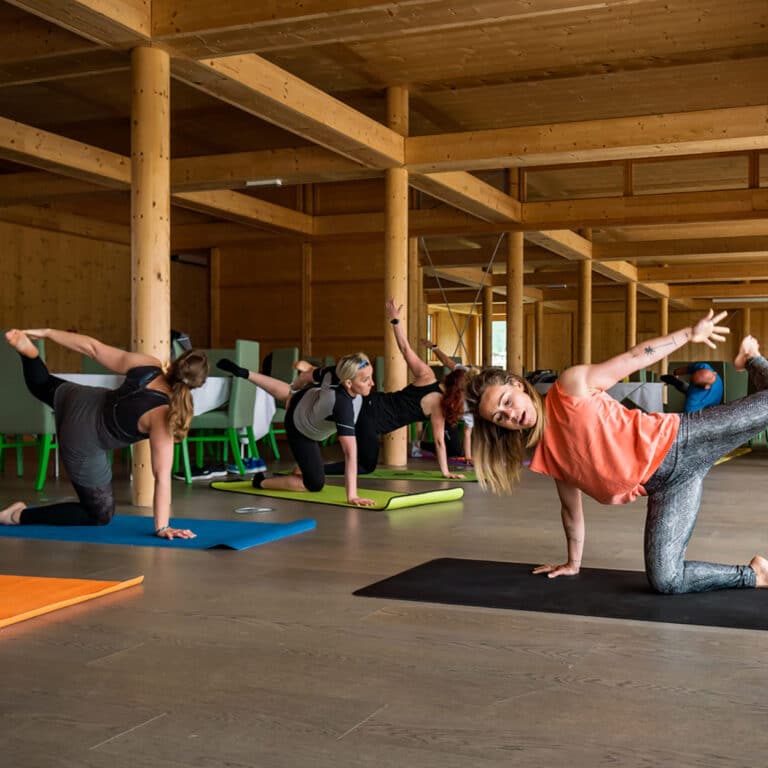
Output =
[
  {"x1": 354, "y1": 558, "x2": 768, "y2": 631},
  {"x1": 0, "y1": 514, "x2": 316, "y2": 550},
  {"x1": 0, "y1": 574, "x2": 144, "y2": 628},
  {"x1": 211, "y1": 480, "x2": 464, "y2": 510}
]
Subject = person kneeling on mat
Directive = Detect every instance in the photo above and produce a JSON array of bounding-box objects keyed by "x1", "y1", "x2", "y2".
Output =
[
  {"x1": 1, "y1": 328, "x2": 207, "y2": 539},
  {"x1": 217, "y1": 354, "x2": 376, "y2": 507},
  {"x1": 464, "y1": 310, "x2": 768, "y2": 595}
]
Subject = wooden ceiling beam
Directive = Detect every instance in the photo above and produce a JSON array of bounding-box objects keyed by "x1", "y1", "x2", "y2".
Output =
[
  {"x1": 0, "y1": 171, "x2": 102, "y2": 204},
  {"x1": 0, "y1": 116, "x2": 130, "y2": 188},
  {"x1": 670, "y1": 282, "x2": 768, "y2": 299},
  {"x1": 524, "y1": 229, "x2": 592, "y2": 261},
  {"x1": 5, "y1": 0, "x2": 150, "y2": 47},
  {"x1": 0, "y1": 49, "x2": 129, "y2": 88},
  {"x1": 410, "y1": 171, "x2": 521, "y2": 223},
  {"x1": 594, "y1": 236, "x2": 768, "y2": 262},
  {"x1": 171, "y1": 54, "x2": 404, "y2": 169},
  {"x1": 172, "y1": 147, "x2": 374, "y2": 191},
  {"x1": 639, "y1": 262, "x2": 768, "y2": 283},
  {"x1": 0, "y1": 203, "x2": 129, "y2": 244},
  {"x1": 524, "y1": 189, "x2": 768, "y2": 228},
  {"x1": 592, "y1": 260, "x2": 638, "y2": 284},
  {"x1": 408, "y1": 106, "x2": 768, "y2": 172},
  {"x1": 172, "y1": 190, "x2": 313, "y2": 236}
]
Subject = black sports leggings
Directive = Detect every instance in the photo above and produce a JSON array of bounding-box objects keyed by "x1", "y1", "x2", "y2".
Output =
[
  {"x1": 285, "y1": 390, "x2": 326, "y2": 493},
  {"x1": 17, "y1": 354, "x2": 115, "y2": 526}
]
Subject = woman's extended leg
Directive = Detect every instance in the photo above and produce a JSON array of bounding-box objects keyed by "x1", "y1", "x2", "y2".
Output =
[
  {"x1": 1, "y1": 482, "x2": 115, "y2": 526},
  {"x1": 5, "y1": 329, "x2": 65, "y2": 407}
]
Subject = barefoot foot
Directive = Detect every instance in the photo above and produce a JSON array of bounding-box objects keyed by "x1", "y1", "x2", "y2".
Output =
[
  {"x1": 4, "y1": 329, "x2": 39, "y2": 359},
  {"x1": 749, "y1": 555, "x2": 768, "y2": 587},
  {"x1": 0, "y1": 501, "x2": 26, "y2": 525},
  {"x1": 734, "y1": 335, "x2": 760, "y2": 371}
]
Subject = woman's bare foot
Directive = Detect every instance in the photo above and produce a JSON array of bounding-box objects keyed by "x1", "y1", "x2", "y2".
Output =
[
  {"x1": 749, "y1": 555, "x2": 768, "y2": 587},
  {"x1": 4, "y1": 329, "x2": 39, "y2": 359},
  {"x1": 293, "y1": 360, "x2": 314, "y2": 374},
  {"x1": 0, "y1": 501, "x2": 26, "y2": 525},
  {"x1": 734, "y1": 335, "x2": 760, "y2": 371}
]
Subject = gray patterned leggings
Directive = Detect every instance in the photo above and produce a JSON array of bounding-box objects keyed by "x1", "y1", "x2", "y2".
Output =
[{"x1": 642, "y1": 356, "x2": 768, "y2": 593}]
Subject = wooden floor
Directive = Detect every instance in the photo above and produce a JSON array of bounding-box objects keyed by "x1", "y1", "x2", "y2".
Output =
[{"x1": 2, "y1": 448, "x2": 768, "y2": 767}]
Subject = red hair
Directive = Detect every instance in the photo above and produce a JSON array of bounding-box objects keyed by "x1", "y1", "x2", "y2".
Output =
[{"x1": 441, "y1": 367, "x2": 467, "y2": 427}]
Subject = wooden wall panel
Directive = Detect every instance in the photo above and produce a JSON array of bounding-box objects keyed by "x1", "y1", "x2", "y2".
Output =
[
  {"x1": 171, "y1": 259, "x2": 210, "y2": 348},
  {"x1": 0, "y1": 220, "x2": 130, "y2": 372},
  {"x1": 216, "y1": 240, "x2": 302, "y2": 356},
  {"x1": 540, "y1": 312, "x2": 573, "y2": 373}
]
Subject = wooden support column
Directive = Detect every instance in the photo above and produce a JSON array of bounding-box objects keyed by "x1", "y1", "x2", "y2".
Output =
[
  {"x1": 506, "y1": 232, "x2": 524, "y2": 375},
  {"x1": 658, "y1": 296, "x2": 669, "y2": 380},
  {"x1": 407, "y1": 237, "x2": 421, "y2": 356},
  {"x1": 577, "y1": 259, "x2": 592, "y2": 365},
  {"x1": 131, "y1": 47, "x2": 170, "y2": 507},
  {"x1": 534, "y1": 300, "x2": 545, "y2": 371},
  {"x1": 301, "y1": 184, "x2": 314, "y2": 357},
  {"x1": 382, "y1": 86, "x2": 409, "y2": 466},
  {"x1": 626, "y1": 281, "x2": 638, "y2": 349},
  {"x1": 482, "y1": 285, "x2": 494, "y2": 366},
  {"x1": 743, "y1": 306, "x2": 752, "y2": 336}
]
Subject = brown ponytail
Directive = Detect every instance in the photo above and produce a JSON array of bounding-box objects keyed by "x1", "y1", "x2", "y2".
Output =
[{"x1": 166, "y1": 349, "x2": 209, "y2": 440}]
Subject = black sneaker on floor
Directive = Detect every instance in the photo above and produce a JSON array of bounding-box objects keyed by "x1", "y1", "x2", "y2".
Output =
[{"x1": 173, "y1": 463, "x2": 229, "y2": 481}]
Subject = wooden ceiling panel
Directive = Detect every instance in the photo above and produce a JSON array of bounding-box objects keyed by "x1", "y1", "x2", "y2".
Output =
[{"x1": 414, "y1": 58, "x2": 768, "y2": 133}]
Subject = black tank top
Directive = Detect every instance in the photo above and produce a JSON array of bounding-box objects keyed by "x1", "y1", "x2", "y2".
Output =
[{"x1": 103, "y1": 366, "x2": 170, "y2": 443}]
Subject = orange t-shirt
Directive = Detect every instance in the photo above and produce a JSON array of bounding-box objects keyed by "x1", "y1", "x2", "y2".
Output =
[{"x1": 529, "y1": 381, "x2": 680, "y2": 504}]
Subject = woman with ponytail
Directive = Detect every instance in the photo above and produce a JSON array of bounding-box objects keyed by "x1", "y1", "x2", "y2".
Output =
[{"x1": 1, "y1": 328, "x2": 208, "y2": 539}]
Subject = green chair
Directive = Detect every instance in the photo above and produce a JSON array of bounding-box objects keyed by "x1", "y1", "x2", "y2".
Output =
[
  {"x1": 322, "y1": 355, "x2": 336, "y2": 369},
  {"x1": 0, "y1": 335, "x2": 56, "y2": 490},
  {"x1": 263, "y1": 346, "x2": 299, "y2": 459},
  {"x1": 176, "y1": 340, "x2": 260, "y2": 483},
  {"x1": 81, "y1": 355, "x2": 111, "y2": 374}
]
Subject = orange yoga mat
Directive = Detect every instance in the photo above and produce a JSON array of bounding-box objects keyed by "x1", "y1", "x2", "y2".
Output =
[{"x1": 0, "y1": 574, "x2": 144, "y2": 628}]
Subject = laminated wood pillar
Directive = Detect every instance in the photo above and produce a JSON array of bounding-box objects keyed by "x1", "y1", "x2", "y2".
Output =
[
  {"x1": 482, "y1": 285, "x2": 493, "y2": 366},
  {"x1": 301, "y1": 185, "x2": 314, "y2": 357},
  {"x1": 130, "y1": 46, "x2": 171, "y2": 506},
  {"x1": 577, "y1": 259, "x2": 592, "y2": 364},
  {"x1": 534, "y1": 300, "x2": 545, "y2": 371},
  {"x1": 382, "y1": 85, "x2": 409, "y2": 466},
  {"x1": 626, "y1": 281, "x2": 638, "y2": 349},
  {"x1": 506, "y1": 233, "x2": 524, "y2": 375},
  {"x1": 407, "y1": 237, "x2": 422, "y2": 356}
]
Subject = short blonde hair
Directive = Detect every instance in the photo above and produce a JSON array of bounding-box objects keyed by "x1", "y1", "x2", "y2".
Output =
[
  {"x1": 336, "y1": 352, "x2": 371, "y2": 384},
  {"x1": 463, "y1": 368, "x2": 545, "y2": 495}
]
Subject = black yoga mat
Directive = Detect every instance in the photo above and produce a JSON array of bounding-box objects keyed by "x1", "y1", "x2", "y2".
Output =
[{"x1": 354, "y1": 558, "x2": 768, "y2": 631}]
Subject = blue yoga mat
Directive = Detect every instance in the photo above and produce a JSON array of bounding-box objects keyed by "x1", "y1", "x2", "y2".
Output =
[{"x1": 0, "y1": 514, "x2": 316, "y2": 550}]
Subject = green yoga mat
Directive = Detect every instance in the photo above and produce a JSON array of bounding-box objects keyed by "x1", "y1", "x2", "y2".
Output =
[
  {"x1": 278, "y1": 468, "x2": 477, "y2": 482},
  {"x1": 210, "y1": 480, "x2": 464, "y2": 510}
]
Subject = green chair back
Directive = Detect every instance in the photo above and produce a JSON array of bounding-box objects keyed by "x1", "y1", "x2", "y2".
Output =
[
  {"x1": 201, "y1": 348, "x2": 235, "y2": 373},
  {"x1": 269, "y1": 347, "x2": 299, "y2": 384},
  {"x1": 81, "y1": 355, "x2": 112, "y2": 374},
  {"x1": 0, "y1": 336, "x2": 55, "y2": 434},
  {"x1": 322, "y1": 355, "x2": 336, "y2": 369},
  {"x1": 228, "y1": 340, "x2": 261, "y2": 428}
]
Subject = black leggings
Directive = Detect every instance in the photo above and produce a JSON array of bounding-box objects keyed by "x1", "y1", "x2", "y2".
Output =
[
  {"x1": 285, "y1": 396, "x2": 326, "y2": 493},
  {"x1": 17, "y1": 354, "x2": 116, "y2": 526}
]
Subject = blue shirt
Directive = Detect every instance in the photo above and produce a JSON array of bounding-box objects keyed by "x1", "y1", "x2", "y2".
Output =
[{"x1": 684, "y1": 363, "x2": 723, "y2": 412}]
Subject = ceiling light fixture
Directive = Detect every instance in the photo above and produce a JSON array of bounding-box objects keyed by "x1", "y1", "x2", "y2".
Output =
[{"x1": 245, "y1": 179, "x2": 283, "y2": 187}]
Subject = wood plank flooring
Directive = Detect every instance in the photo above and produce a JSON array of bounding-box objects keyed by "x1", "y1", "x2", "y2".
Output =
[{"x1": 2, "y1": 450, "x2": 768, "y2": 767}]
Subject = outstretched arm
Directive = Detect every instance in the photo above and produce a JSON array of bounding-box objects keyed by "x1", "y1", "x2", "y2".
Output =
[
  {"x1": 532, "y1": 479, "x2": 584, "y2": 578},
  {"x1": 385, "y1": 299, "x2": 434, "y2": 384},
  {"x1": 422, "y1": 339, "x2": 458, "y2": 370},
  {"x1": 338, "y1": 436, "x2": 375, "y2": 507},
  {"x1": 23, "y1": 328, "x2": 159, "y2": 373},
  {"x1": 428, "y1": 406, "x2": 464, "y2": 479},
  {"x1": 558, "y1": 309, "x2": 729, "y2": 397}
]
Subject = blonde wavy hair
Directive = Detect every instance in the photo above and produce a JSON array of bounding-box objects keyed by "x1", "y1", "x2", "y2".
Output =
[
  {"x1": 335, "y1": 352, "x2": 371, "y2": 385},
  {"x1": 463, "y1": 368, "x2": 545, "y2": 495},
  {"x1": 165, "y1": 349, "x2": 209, "y2": 440}
]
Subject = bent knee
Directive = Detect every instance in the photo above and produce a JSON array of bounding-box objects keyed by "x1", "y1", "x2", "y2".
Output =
[
  {"x1": 304, "y1": 479, "x2": 325, "y2": 493},
  {"x1": 646, "y1": 569, "x2": 685, "y2": 595}
]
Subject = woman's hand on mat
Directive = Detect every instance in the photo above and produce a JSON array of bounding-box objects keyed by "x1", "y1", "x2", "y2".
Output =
[
  {"x1": 442, "y1": 471, "x2": 465, "y2": 479},
  {"x1": 532, "y1": 562, "x2": 580, "y2": 578},
  {"x1": 691, "y1": 309, "x2": 729, "y2": 349},
  {"x1": 348, "y1": 496, "x2": 377, "y2": 507},
  {"x1": 156, "y1": 526, "x2": 197, "y2": 540}
]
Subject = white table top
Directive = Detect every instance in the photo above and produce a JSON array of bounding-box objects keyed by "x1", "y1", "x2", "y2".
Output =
[{"x1": 534, "y1": 381, "x2": 665, "y2": 413}]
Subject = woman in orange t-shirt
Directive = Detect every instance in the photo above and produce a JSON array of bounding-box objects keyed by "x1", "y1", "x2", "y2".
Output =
[{"x1": 464, "y1": 310, "x2": 768, "y2": 595}]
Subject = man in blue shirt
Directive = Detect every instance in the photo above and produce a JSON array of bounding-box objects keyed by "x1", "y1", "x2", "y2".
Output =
[{"x1": 661, "y1": 363, "x2": 723, "y2": 412}]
